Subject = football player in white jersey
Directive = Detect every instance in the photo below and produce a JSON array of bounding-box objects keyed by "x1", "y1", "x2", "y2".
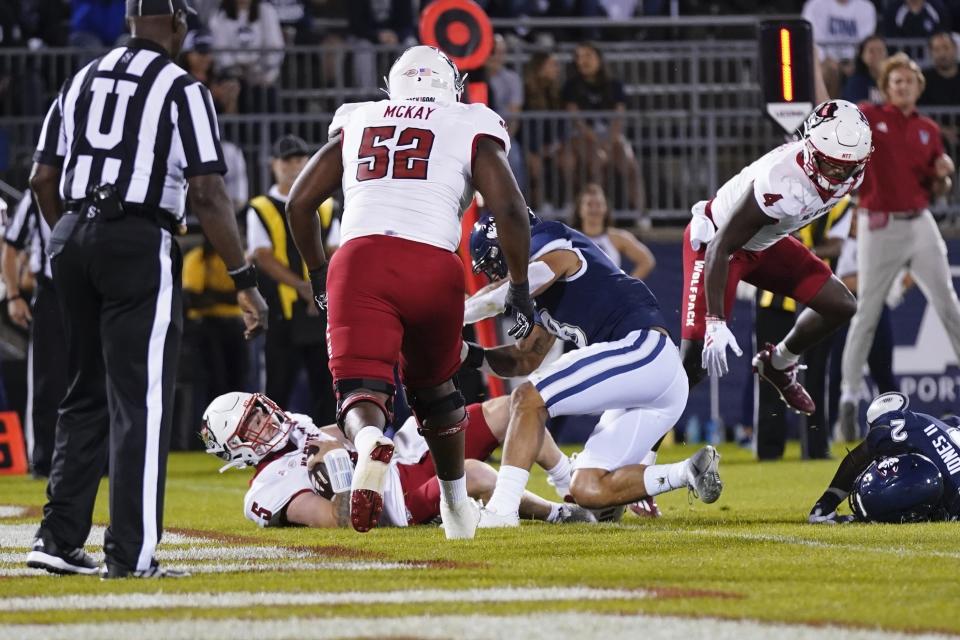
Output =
[
  {"x1": 286, "y1": 46, "x2": 536, "y2": 539},
  {"x1": 680, "y1": 99, "x2": 872, "y2": 416},
  {"x1": 200, "y1": 392, "x2": 596, "y2": 529}
]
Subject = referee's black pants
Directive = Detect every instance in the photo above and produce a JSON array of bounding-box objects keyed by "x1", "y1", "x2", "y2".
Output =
[
  {"x1": 41, "y1": 214, "x2": 182, "y2": 572},
  {"x1": 27, "y1": 276, "x2": 67, "y2": 477}
]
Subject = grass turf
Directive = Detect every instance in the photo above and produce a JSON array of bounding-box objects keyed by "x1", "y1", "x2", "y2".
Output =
[{"x1": 0, "y1": 441, "x2": 958, "y2": 634}]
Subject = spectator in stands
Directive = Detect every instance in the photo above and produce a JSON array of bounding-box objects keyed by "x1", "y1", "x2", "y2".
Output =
[
  {"x1": 69, "y1": 0, "x2": 125, "y2": 48},
  {"x1": 270, "y1": 0, "x2": 314, "y2": 45},
  {"x1": 178, "y1": 29, "x2": 216, "y2": 85},
  {"x1": 882, "y1": 0, "x2": 952, "y2": 39},
  {"x1": 347, "y1": 0, "x2": 415, "y2": 94},
  {"x1": 570, "y1": 183, "x2": 655, "y2": 278},
  {"x1": 920, "y1": 30, "x2": 960, "y2": 106},
  {"x1": 210, "y1": 0, "x2": 285, "y2": 112},
  {"x1": 802, "y1": 0, "x2": 878, "y2": 97},
  {"x1": 182, "y1": 238, "x2": 248, "y2": 425},
  {"x1": 486, "y1": 34, "x2": 526, "y2": 191},
  {"x1": 841, "y1": 34, "x2": 888, "y2": 103},
  {"x1": 562, "y1": 42, "x2": 645, "y2": 218},
  {"x1": 523, "y1": 51, "x2": 567, "y2": 213}
]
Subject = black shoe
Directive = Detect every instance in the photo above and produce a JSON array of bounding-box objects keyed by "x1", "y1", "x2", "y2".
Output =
[
  {"x1": 26, "y1": 530, "x2": 99, "y2": 576},
  {"x1": 101, "y1": 559, "x2": 190, "y2": 579}
]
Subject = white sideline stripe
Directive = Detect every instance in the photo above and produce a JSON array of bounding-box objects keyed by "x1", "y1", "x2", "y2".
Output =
[
  {"x1": 0, "y1": 587, "x2": 653, "y2": 612},
  {"x1": 0, "y1": 506, "x2": 29, "y2": 519},
  {"x1": 678, "y1": 528, "x2": 960, "y2": 561},
  {"x1": 0, "y1": 545, "x2": 310, "y2": 565},
  {"x1": 5, "y1": 613, "x2": 955, "y2": 640},
  {"x1": 2, "y1": 560, "x2": 419, "y2": 578},
  {"x1": 0, "y1": 524, "x2": 209, "y2": 549}
]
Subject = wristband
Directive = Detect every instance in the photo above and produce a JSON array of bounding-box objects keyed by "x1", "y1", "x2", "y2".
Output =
[
  {"x1": 228, "y1": 264, "x2": 258, "y2": 290},
  {"x1": 705, "y1": 314, "x2": 725, "y2": 322},
  {"x1": 323, "y1": 449, "x2": 354, "y2": 494},
  {"x1": 463, "y1": 342, "x2": 486, "y2": 369}
]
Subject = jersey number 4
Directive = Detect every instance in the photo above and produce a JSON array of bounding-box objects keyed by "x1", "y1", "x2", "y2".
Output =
[{"x1": 356, "y1": 126, "x2": 435, "y2": 181}]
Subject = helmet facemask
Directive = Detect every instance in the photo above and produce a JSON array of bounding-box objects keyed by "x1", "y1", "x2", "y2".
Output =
[
  {"x1": 801, "y1": 100, "x2": 873, "y2": 195},
  {"x1": 201, "y1": 394, "x2": 292, "y2": 472}
]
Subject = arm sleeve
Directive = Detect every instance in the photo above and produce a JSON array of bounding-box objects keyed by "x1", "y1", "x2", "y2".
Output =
[
  {"x1": 259, "y1": 3, "x2": 286, "y2": 86},
  {"x1": 33, "y1": 96, "x2": 67, "y2": 167},
  {"x1": 610, "y1": 80, "x2": 627, "y2": 106},
  {"x1": 246, "y1": 207, "x2": 272, "y2": 254},
  {"x1": 3, "y1": 194, "x2": 34, "y2": 249},
  {"x1": 173, "y1": 81, "x2": 227, "y2": 178}
]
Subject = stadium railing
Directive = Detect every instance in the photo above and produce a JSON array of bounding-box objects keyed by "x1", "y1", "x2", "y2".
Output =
[{"x1": 0, "y1": 36, "x2": 955, "y2": 222}]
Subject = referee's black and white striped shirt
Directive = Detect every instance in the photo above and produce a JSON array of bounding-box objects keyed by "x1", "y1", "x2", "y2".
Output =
[
  {"x1": 3, "y1": 192, "x2": 51, "y2": 280},
  {"x1": 34, "y1": 37, "x2": 227, "y2": 224}
]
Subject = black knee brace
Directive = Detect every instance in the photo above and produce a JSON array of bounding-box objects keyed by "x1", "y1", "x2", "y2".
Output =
[
  {"x1": 406, "y1": 382, "x2": 467, "y2": 438},
  {"x1": 334, "y1": 378, "x2": 395, "y2": 431}
]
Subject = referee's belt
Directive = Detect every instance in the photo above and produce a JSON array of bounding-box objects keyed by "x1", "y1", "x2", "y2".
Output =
[
  {"x1": 861, "y1": 208, "x2": 924, "y2": 220},
  {"x1": 66, "y1": 199, "x2": 182, "y2": 235},
  {"x1": 861, "y1": 208, "x2": 925, "y2": 232}
]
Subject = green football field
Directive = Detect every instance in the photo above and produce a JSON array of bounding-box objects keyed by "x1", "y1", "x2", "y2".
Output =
[{"x1": 0, "y1": 442, "x2": 957, "y2": 640}]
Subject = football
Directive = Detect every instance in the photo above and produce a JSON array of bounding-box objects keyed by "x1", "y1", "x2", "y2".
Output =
[{"x1": 305, "y1": 444, "x2": 335, "y2": 500}]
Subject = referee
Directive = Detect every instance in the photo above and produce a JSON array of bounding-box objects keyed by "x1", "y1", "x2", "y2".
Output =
[
  {"x1": 26, "y1": 0, "x2": 268, "y2": 579},
  {"x1": 1, "y1": 191, "x2": 62, "y2": 478}
]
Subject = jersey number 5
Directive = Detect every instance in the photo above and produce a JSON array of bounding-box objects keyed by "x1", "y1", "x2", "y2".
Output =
[{"x1": 356, "y1": 126, "x2": 435, "y2": 182}]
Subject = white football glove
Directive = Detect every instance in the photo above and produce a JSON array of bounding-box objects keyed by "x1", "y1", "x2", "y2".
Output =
[{"x1": 701, "y1": 316, "x2": 742, "y2": 378}]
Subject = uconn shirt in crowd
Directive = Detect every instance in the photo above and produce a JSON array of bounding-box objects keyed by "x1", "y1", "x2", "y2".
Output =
[{"x1": 34, "y1": 37, "x2": 226, "y2": 222}]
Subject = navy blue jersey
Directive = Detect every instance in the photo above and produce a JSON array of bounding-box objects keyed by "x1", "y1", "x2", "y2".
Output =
[
  {"x1": 530, "y1": 221, "x2": 666, "y2": 346},
  {"x1": 867, "y1": 410, "x2": 960, "y2": 518}
]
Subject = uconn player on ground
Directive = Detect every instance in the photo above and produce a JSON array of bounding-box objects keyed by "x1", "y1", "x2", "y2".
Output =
[
  {"x1": 682, "y1": 100, "x2": 871, "y2": 416},
  {"x1": 200, "y1": 393, "x2": 595, "y2": 528},
  {"x1": 287, "y1": 46, "x2": 535, "y2": 539},
  {"x1": 809, "y1": 392, "x2": 960, "y2": 523},
  {"x1": 462, "y1": 214, "x2": 722, "y2": 527}
]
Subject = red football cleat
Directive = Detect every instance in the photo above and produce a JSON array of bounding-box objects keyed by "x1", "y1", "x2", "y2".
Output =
[
  {"x1": 752, "y1": 343, "x2": 816, "y2": 416},
  {"x1": 350, "y1": 440, "x2": 394, "y2": 533}
]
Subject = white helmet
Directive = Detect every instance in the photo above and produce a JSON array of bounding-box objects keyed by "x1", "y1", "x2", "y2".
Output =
[
  {"x1": 200, "y1": 392, "x2": 292, "y2": 472},
  {"x1": 801, "y1": 100, "x2": 873, "y2": 194},
  {"x1": 386, "y1": 45, "x2": 464, "y2": 104}
]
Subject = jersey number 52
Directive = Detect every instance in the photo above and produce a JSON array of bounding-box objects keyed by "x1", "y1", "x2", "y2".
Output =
[{"x1": 356, "y1": 126, "x2": 435, "y2": 181}]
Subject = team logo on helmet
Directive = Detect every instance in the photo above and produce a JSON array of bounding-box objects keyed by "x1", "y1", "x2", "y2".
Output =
[
  {"x1": 814, "y1": 101, "x2": 838, "y2": 120},
  {"x1": 876, "y1": 457, "x2": 899, "y2": 476}
]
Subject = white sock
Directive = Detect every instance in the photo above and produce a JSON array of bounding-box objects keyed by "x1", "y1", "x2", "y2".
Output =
[
  {"x1": 546, "y1": 455, "x2": 572, "y2": 495},
  {"x1": 353, "y1": 426, "x2": 383, "y2": 454},
  {"x1": 643, "y1": 460, "x2": 690, "y2": 497},
  {"x1": 641, "y1": 450, "x2": 657, "y2": 466},
  {"x1": 771, "y1": 342, "x2": 800, "y2": 370},
  {"x1": 546, "y1": 503, "x2": 562, "y2": 523},
  {"x1": 485, "y1": 465, "x2": 529, "y2": 516},
  {"x1": 439, "y1": 476, "x2": 468, "y2": 506}
]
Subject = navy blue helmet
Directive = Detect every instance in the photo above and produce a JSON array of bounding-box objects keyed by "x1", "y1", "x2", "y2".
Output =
[
  {"x1": 468, "y1": 209, "x2": 540, "y2": 282},
  {"x1": 850, "y1": 453, "x2": 944, "y2": 523}
]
